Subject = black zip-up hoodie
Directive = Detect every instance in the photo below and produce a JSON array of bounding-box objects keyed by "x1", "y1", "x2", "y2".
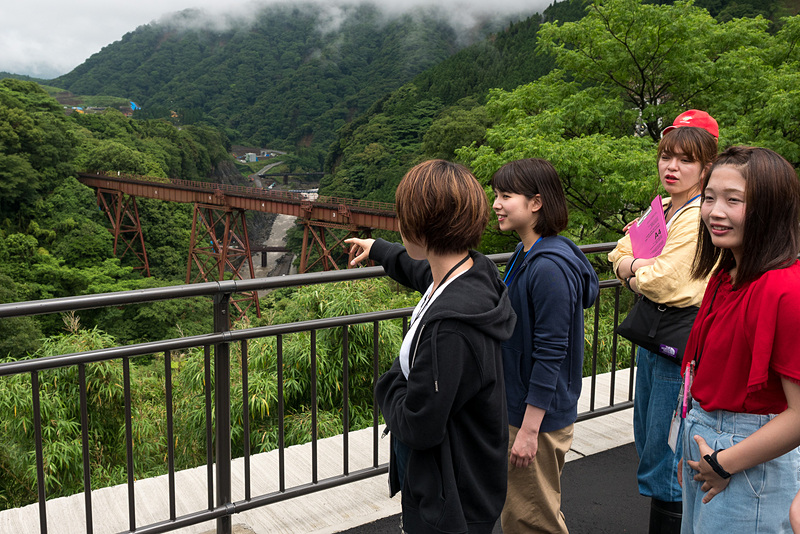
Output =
[{"x1": 371, "y1": 239, "x2": 516, "y2": 534}]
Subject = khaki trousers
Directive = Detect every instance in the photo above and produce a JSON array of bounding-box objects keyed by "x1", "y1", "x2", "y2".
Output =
[{"x1": 501, "y1": 423, "x2": 574, "y2": 534}]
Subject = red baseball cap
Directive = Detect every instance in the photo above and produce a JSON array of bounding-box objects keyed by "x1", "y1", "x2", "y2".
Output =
[{"x1": 661, "y1": 109, "x2": 719, "y2": 138}]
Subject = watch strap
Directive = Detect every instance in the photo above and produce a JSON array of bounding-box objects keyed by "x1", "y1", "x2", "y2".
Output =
[{"x1": 703, "y1": 449, "x2": 732, "y2": 479}]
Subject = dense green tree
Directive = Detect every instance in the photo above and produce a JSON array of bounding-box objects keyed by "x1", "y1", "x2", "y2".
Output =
[
  {"x1": 0, "y1": 80, "x2": 77, "y2": 220},
  {"x1": 74, "y1": 138, "x2": 161, "y2": 176},
  {"x1": 0, "y1": 274, "x2": 43, "y2": 359},
  {"x1": 458, "y1": 0, "x2": 800, "y2": 247},
  {"x1": 0, "y1": 79, "x2": 242, "y2": 345},
  {"x1": 537, "y1": 0, "x2": 769, "y2": 140},
  {"x1": 421, "y1": 100, "x2": 490, "y2": 160}
]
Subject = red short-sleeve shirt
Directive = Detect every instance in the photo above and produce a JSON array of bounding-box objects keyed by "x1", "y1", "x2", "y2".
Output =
[{"x1": 682, "y1": 261, "x2": 800, "y2": 414}]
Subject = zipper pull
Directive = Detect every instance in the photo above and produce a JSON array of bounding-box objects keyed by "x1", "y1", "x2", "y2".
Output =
[{"x1": 381, "y1": 427, "x2": 390, "y2": 439}]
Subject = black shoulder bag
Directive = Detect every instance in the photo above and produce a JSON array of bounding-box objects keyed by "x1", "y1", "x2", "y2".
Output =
[{"x1": 616, "y1": 296, "x2": 699, "y2": 364}]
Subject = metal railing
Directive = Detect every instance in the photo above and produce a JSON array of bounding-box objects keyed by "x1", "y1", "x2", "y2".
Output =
[{"x1": 0, "y1": 243, "x2": 633, "y2": 534}]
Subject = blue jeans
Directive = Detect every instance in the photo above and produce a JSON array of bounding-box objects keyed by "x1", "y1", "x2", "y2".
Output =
[
  {"x1": 633, "y1": 347, "x2": 683, "y2": 501},
  {"x1": 394, "y1": 436, "x2": 410, "y2": 489},
  {"x1": 682, "y1": 402, "x2": 800, "y2": 533}
]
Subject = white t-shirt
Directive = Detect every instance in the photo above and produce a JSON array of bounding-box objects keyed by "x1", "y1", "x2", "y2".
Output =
[{"x1": 399, "y1": 271, "x2": 467, "y2": 378}]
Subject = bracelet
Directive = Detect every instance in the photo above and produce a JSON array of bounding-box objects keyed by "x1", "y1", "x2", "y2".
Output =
[
  {"x1": 630, "y1": 258, "x2": 638, "y2": 272},
  {"x1": 703, "y1": 449, "x2": 732, "y2": 479},
  {"x1": 624, "y1": 276, "x2": 634, "y2": 292}
]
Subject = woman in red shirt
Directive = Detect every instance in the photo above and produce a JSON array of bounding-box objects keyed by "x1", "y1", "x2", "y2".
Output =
[{"x1": 680, "y1": 146, "x2": 800, "y2": 532}]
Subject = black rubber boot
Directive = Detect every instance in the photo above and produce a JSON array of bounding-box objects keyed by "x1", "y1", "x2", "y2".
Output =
[{"x1": 649, "y1": 498, "x2": 682, "y2": 534}]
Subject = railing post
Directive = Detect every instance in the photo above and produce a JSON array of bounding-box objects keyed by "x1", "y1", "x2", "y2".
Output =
[{"x1": 214, "y1": 292, "x2": 233, "y2": 534}]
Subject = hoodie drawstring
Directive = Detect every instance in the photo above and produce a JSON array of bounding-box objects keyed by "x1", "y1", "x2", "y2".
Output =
[{"x1": 430, "y1": 322, "x2": 441, "y2": 393}]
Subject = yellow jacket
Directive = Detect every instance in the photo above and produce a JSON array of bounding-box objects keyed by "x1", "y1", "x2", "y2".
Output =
[{"x1": 608, "y1": 197, "x2": 709, "y2": 307}]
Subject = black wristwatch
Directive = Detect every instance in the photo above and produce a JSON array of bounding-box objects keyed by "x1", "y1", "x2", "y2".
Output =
[{"x1": 703, "y1": 449, "x2": 732, "y2": 479}]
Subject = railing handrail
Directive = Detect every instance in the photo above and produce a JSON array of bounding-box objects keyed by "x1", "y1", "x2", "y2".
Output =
[{"x1": 0, "y1": 244, "x2": 618, "y2": 320}]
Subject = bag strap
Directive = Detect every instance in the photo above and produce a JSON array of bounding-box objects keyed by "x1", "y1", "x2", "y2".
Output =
[{"x1": 644, "y1": 297, "x2": 665, "y2": 338}]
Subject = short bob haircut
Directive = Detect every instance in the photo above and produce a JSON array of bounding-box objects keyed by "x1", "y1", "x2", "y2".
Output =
[
  {"x1": 658, "y1": 126, "x2": 718, "y2": 170},
  {"x1": 692, "y1": 146, "x2": 800, "y2": 287},
  {"x1": 489, "y1": 158, "x2": 568, "y2": 237},
  {"x1": 395, "y1": 159, "x2": 489, "y2": 254}
]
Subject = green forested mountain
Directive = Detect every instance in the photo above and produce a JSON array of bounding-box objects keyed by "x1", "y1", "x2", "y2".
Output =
[
  {"x1": 0, "y1": 72, "x2": 49, "y2": 84},
  {"x1": 50, "y1": 2, "x2": 524, "y2": 166},
  {"x1": 320, "y1": 8, "x2": 564, "y2": 202}
]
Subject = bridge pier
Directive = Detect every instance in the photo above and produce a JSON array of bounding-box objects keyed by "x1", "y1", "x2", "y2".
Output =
[
  {"x1": 186, "y1": 203, "x2": 261, "y2": 319},
  {"x1": 96, "y1": 188, "x2": 151, "y2": 276}
]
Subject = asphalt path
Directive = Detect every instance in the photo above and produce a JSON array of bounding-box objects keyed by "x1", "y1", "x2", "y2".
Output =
[{"x1": 339, "y1": 442, "x2": 649, "y2": 534}]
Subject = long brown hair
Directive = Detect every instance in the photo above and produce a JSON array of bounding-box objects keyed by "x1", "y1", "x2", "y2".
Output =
[{"x1": 692, "y1": 146, "x2": 800, "y2": 286}]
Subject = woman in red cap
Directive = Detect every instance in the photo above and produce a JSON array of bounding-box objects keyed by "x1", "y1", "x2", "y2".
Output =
[
  {"x1": 662, "y1": 110, "x2": 719, "y2": 139},
  {"x1": 609, "y1": 110, "x2": 718, "y2": 534}
]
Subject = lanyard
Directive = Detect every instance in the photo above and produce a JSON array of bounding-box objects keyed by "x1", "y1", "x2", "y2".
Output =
[
  {"x1": 665, "y1": 194, "x2": 702, "y2": 229},
  {"x1": 411, "y1": 253, "x2": 471, "y2": 327},
  {"x1": 503, "y1": 237, "x2": 543, "y2": 286}
]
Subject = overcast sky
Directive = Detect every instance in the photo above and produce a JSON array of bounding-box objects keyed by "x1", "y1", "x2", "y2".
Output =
[{"x1": 1, "y1": 0, "x2": 553, "y2": 80}]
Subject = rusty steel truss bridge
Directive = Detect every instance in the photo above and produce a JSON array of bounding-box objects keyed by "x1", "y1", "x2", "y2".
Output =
[{"x1": 77, "y1": 172, "x2": 399, "y2": 317}]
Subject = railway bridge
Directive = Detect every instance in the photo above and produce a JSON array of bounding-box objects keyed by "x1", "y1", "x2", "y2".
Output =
[{"x1": 77, "y1": 172, "x2": 399, "y2": 316}]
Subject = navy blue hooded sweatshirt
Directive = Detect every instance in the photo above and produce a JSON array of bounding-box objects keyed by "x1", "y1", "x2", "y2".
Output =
[
  {"x1": 503, "y1": 235, "x2": 599, "y2": 432},
  {"x1": 371, "y1": 239, "x2": 516, "y2": 534}
]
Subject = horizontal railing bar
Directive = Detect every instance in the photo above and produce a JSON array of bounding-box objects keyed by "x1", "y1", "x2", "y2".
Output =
[
  {"x1": 576, "y1": 400, "x2": 635, "y2": 422},
  {"x1": 0, "y1": 281, "x2": 228, "y2": 319},
  {"x1": 0, "y1": 270, "x2": 391, "y2": 318},
  {"x1": 0, "y1": 334, "x2": 219, "y2": 376},
  {"x1": 232, "y1": 466, "x2": 390, "y2": 512},
  {"x1": 0, "y1": 245, "x2": 618, "y2": 320},
  {"x1": 121, "y1": 506, "x2": 232, "y2": 534},
  {"x1": 0, "y1": 274, "x2": 624, "y2": 375},
  {"x1": 0, "y1": 308, "x2": 413, "y2": 376}
]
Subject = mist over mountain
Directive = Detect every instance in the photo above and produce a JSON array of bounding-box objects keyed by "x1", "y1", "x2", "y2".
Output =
[{"x1": 50, "y1": 1, "x2": 536, "y2": 155}]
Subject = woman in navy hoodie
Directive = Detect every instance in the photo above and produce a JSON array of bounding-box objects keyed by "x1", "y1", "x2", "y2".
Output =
[
  {"x1": 490, "y1": 158, "x2": 599, "y2": 534},
  {"x1": 346, "y1": 160, "x2": 516, "y2": 534}
]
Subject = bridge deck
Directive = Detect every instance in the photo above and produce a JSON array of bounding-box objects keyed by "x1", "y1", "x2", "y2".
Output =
[{"x1": 77, "y1": 173, "x2": 400, "y2": 232}]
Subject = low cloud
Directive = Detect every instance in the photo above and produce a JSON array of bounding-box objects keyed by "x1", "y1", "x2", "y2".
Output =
[{"x1": 1, "y1": 0, "x2": 552, "y2": 79}]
